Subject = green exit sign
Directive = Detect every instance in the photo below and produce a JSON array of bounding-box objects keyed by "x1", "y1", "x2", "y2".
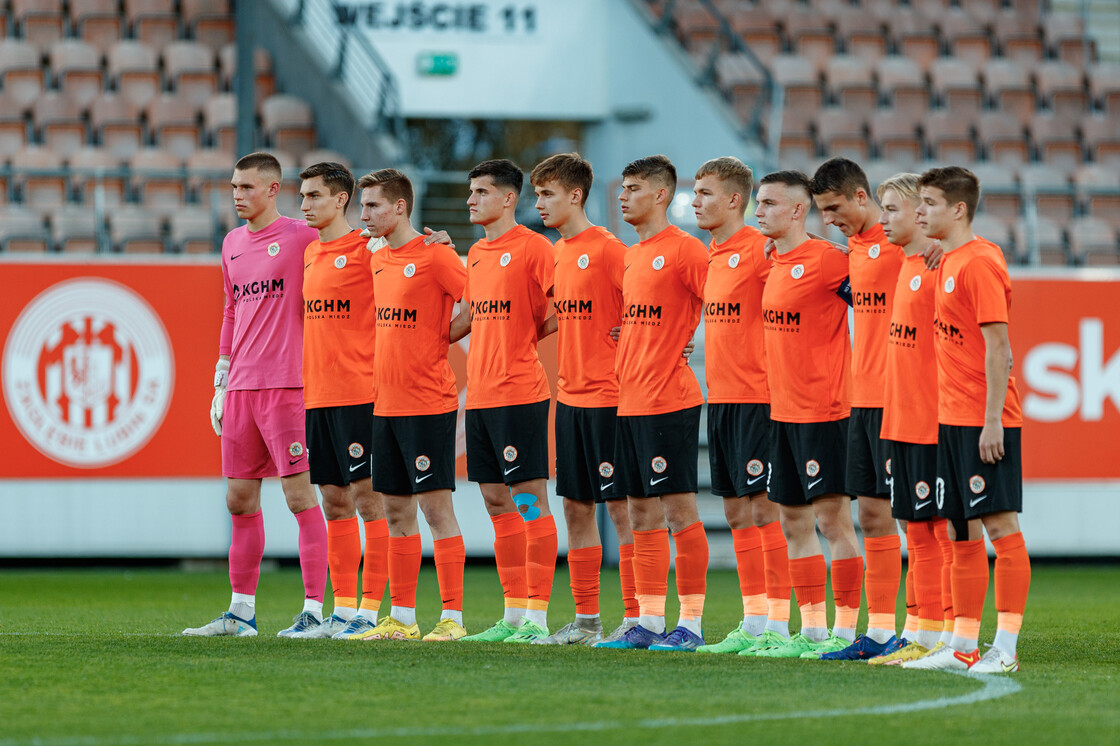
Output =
[{"x1": 418, "y1": 52, "x2": 458, "y2": 76}]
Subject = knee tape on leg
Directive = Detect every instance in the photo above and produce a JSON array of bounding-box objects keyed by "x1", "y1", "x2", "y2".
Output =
[{"x1": 512, "y1": 493, "x2": 540, "y2": 522}]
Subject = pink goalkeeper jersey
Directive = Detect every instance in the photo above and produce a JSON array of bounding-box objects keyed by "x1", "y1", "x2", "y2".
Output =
[{"x1": 219, "y1": 216, "x2": 318, "y2": 390}]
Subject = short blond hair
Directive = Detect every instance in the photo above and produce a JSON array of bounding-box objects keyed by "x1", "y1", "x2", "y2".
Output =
[
  {"x1": 695, "y1": 156, "x2": 754, "y2": 200},
  {"x1": 876, "y1": 172, "x2": 921, "y2": 204}
]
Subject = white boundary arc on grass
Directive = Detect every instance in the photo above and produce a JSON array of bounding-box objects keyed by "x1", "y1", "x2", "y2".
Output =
[{"x1": 0, "y1": 672, "x2": 1020, "y2": 746}]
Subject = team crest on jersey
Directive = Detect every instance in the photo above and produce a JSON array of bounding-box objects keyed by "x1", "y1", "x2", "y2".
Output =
[
  {"x1": 503, "y1": 445, "x2": 518, "y2": 462},
  {"x1": 910, "y1": 275, "x2": 922, "y2": 292},
  {"x1": 500, "y1": 252, "x2": 512, "y2": 267},
  {"x1": 348, "y1": 442, "x2": 364, "y2": 458},
  {"x1": 728, "y1": 253, "x2": 741, "y2": 269},
  {"x1": 404, "y1": 263, "x2": 416, "y2": 277},
  {"x1": 289, "y1": 442, "x2": 304, "y2": 457},
  {"x1": 916, "y1": 481, "x2": 931, "y2": 499},
  {"x1": 747, "y1": 459, "x2": 764, "y2": 476},
  {"x1": 334, "y1": 256, "x2": 347, "y2": 269},
  {"x1": 868, "y1": 244, "x2": 881, "y2": 259},
  {"x1": 969, "y1": 475, "x2": 986, "y2": 494},
  {"x1": 885, "y1": 458, "x2": 892, "y2": 475},
  {"x1": 652, "y1": 255, "x2": 665, "y2": 271},
  {"x1": 415, "y1": 455, "x2": 431, "y2": 472},
  {"x1": 267, "y1": 242, "x2": 280, "y2": 257},
  {"x1": 806, "y1": 459, "x2": 820, "y2": 477},
  {"x1": 578, "y1": 253, "x2": 590, "y2": 270},
  {"x1": 651, "y1": 456, "x2": 667, "y2": 473},
  {"x1": 599, "y1": 461, "x2": 614, "y2": 478},
  {"x1": 791, "y1": 264, "x2": 805, "y2": 279},
  {"x1": 944, "y1": 276, "x2": 956, "y2": 293}
]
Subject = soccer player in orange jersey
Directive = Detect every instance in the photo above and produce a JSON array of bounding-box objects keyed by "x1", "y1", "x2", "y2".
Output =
[
  {"x1": 449, "y1": 159, "x2": 559, "y2": 643},
  {"x1": 867, "y1": 172, "x2": 960, "y2": 665},
  {"x1": 292, "y1": 162, "x2": 389, "y2": 639},
  {"x1": 688, "y1": 157, "x2": 793, "y2": 655},
  {"x1": 903, "y1": 167, "x2": 1030, "y2": 674},
  {"x1": 752, "y1": 170, "x2": 863, "y2": 659},
  {"x1": 526, "y1": 153, "x2": 640, "y2": 646},
  {"x1": 597, "y1": 155, "x2": 710, "y2": 651},
  {"x1": 358, "y1": 168, "x2": 470, "y2": 642},
  {"x1": 808, "y1": 157, "x2": 904, "y2": 659}
]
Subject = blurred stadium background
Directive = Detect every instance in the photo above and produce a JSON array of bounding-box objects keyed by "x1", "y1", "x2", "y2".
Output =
[{"x1": 0, "y1": 0, "x2": 1117, "y2": 562}]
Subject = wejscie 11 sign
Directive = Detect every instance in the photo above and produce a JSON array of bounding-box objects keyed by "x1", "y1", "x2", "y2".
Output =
[{"x1": 334, "y1": 0, "x2": 610, "y2": 119}]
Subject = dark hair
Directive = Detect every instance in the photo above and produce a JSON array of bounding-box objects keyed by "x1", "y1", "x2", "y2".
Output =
[
  {"x1": 695, "y1": 156, "x2": 754, "y2": 200},
  {"x1": 622, "y1": 154, "x2": 677, "y2": 194},
  {"x1": 809, "y1": 157, "x2": 872, "y2": 199},
  {"x1": 299, "y1": 162, "x2": 356, "y2": 209},
  {"x1": 759, "y1": 169, "x2": 812, "y2": 199},
  {"x1": 235, "y1": 151, "x2": 282, "y2": 181},
  {"x1": 468, "y1": 158, "x2": 524, "y2": 195},
  {"x1": 918, "y1": 166, "x2": 980, "y2": 221},
  {"x1": 530, "y1": 153, "x2": 593, "y2": 206},
  {"x1": 358, "y1": 168, "x2": 415, "y2": 216}
]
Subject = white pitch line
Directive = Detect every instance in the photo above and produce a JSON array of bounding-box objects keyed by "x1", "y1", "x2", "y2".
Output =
[{"x1": 0, "y1": 671, "x2": 1020, "y2": 746}]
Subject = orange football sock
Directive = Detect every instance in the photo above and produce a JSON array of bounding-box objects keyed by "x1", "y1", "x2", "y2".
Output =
[
  {"x1": 361, "y1": 518, "x2": 389, "y2": 613},
  {"x1": 491, "y1": 512, "x2": 528, "y2": 608},
  {"x1": 934, "y1": 519, "x2": 954, "y2": 624},
  {"x1": 759, "y1": 520, "x2": 791, "y2": 622},
  {"x1": 951, "y1": 538, "x2": 989, "y2": 648},
  {"x1": 992, "y1": 532, "x2": 1031, "y2": 621},
  {"x1": 568, "y1": 545, "x2": 602, "y2": 616},
  {"x1": 864, "y1": 535, "x2": 901, "y2": 633},
  {"x1": 525, "y1": 514, "x2": 557, "y2": 612},
  {"x1": 906, "y1": 521, "x2": 944, "y2": 632},
  {"x1": 388, "y1": 534, "x2": 422, "y2": 609},
  {"x1": 673, "y1": 521, "x2": 708, "y2": 620},
  {"x1": 789, "y1": 554, "x2": 827, "y2": 628},
  {"x1": 830, "y1": 556, "x2": 863, "y2": 635},
  {"x1": 433, "y1": 535, "x2": 465, "y2": 612},
  {"x1": 904, "y1": 558, "x2": 919, "y2": 635},
  {"x1": 731, "y1": 526, "x2": 766, "y2": 616},
  {"x1": 618, "y1": 542, "x2": 639, "y2": 618},
  {"x1": 633, "y1": 528, "x2": 670, "y2": 619},
  {"x1": 326, "y1": 517, "x2": 360, "y2": 610}
]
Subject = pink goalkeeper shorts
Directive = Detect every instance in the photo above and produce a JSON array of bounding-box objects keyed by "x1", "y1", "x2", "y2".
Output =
[{"x1": 221, "y1": 388, "x2": 308, "y2": 479}]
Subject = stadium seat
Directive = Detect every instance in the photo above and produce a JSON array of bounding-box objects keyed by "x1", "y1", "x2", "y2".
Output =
[
  {"x1": 260, "y1": 94, "x2": 317, "y2": 158},
  {"x1": 976, "y1": 111, "x2": 1029, "y2": 164},
  {"x1": 182, "y1": 0, "x2": 235, "y2": 51},
  {"x1": 1034, "y1": 61, "x2": 1089, "y2": 120},
  {"x1": 1068, "y1": 216, "x2": 1118, "y2": 266},
  {"x1": 863, "y1": 160, "x2": 916, "y2": 190},
  {"x1": 0, "y1": 40, "x2": 46, "y2": 112},
  {"x1": 1018, "y1": 163, "x2": 1076, "y2": 226},
  {"x1": 1044, "y1": 13, "x2": 1095, "y2": 67},
  {"x1": 887, "y1": 11, "x2": 940, "y2": 73},
  {"x1": 672, "y1": 0, "x2": 721, "y2": 54},
  {"x1": 33, "y1": 92, "x2": 89, "y2": 162},
  {"x1": 1073, "y1": 164, "x2": 1120, "y2": 230},
  {"x1": 1081, "y1": 114, "x2": 1120, "y2": 165},
  {"x1": 1015, "y1": 215, "x2": 1068, "y2": 265},
  {"x1": 89, "y1": 93, "x2": 145, "y2": 162},
  {"x1": 50, "y1": 204, "x2": 102, "y2": 253},
  {"x1": 187, "y1": 147, "x2": 235, "y2": 207},
  {"x1": 11, "y1": 0, "x2": 64, "y2": 51},
  {"x1": 972, "y1": 214, "x2": 1018, "y2": 264},
  {"x1": 0, "y1": 91, "x2": 30, "y2": 165},
  {"x1": 170, "y1": 207, "x2": 220, "y2": 254},
  {"x1": 940, "y1": 8, "x2": 994, "y2": 65},
  {"x1": 725, "y1": 6, "x2": 782, "y2": 60},
  {"x1": 1028, "y1": 111, "x2": 1082, "y2": 167},
  {"x1": 982, "y1": 58, "x2": 1036, "y2": 126},
  {"x1": 971, "y1": 161, "x2": 1022, "y2": 220},
  {"x1": 714, "y1": 53, "x2": 766, "y2": 123},
  {"x1": 108, "y1": 205, "x2": 166, "y2": 253},
  {"x1": 70, "y1": 0, "x2": 125, "y2": 54},
  {"x1": 146, "y1": 94, "x2": 203, "y2": 161},
  {"x1": 11, "y1": 146, "x2": 68, "y2": 212},
  {"x1": 923, "y1": 109, "x2": 976, "y2": 162},
  {"x1": 825, "y1": 55, "x2": 877, "y2": 110},
  {"x1": 776, "y1": 109, "x2": 817, "y2": 163},
  {"x1": 814, "y1": 108, "x2": 869, "y2": 160},
  {"x1": 163, "y1": 42, "x2": 219, "y2": 112},
  {"x1": 299, "y1": 149, "x2": 354, "y2": 169},
  {"x1": 868, "y1": 114, "x2": 922, "y2": 163},
  {"x1": 107, "y1": 42, "x2": 162, "y2": 109},
  {"x1": 782, "y1": 8, "x2": 836, "y2": 72},
  {"x1": 833, "y1": 7, "x2": 888, "y2": 65},
  {"x1": 929, "y1": 58, "x2": 984, "y2": 114},
  {"x1": 218, "y1": 44, "x2": 276, "y2": 101},
  {"x1": 126, "y1": 0, "x2": 180, "y2": 49},
  {"x1": 70, "y1": 146, "x2": 128, "y2": 207},
  {"x1": 1087, "y1": 62, "x2": 1120, "y2": 115},
  {"x1": 0, "y1": 208, "x2": 51, "y2": 252},
  {"x1": 770, "y1": 55, "x2": 823, "y2": 121},
  {"x1": 130, "y1": 148, "x2": 187, "y2": 217},
  {"x1": 875, "y1": 56, "x2": 929, "y2": 126},
  {"x1": 48, "y1": 40, "x2": 104, "y2": 111},
  {"x1": 992, "y1": 11, "x2": 1044, "y2": 62},
  {"x1": 203, "y1": 93, "x2": 237, "y2": 152}
]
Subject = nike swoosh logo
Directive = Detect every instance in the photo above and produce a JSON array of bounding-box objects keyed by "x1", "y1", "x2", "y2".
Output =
[
  {"x1": 349, "y1": 463, "x2": 364, "y2": 472},
  {"x1": 746, "y1": 475, "x2": 765, "y2": 485},
  {"x1": 415, "y1": 474, "x2": 433, "y2": 483},
  {"x1": 600, "y1": 482, "x2": 614, "y2": 491},
  {"x1": 807, "y1": 478, "x2": 823, "y2": 490},
  {"x1": 649, "y1": 476, "x2": 669, "y2": 486},
  {"x1": 504, "y1": 465, "x2": 520, "y2": 476},
  {"x1": 969, "y1": 494, "x2": 989, "y2": 507},
  {"x1": 472, "y1": 260, "x2": 481, "y2": 266},
  {"x1": 289, "y1": 458, "x2": 304, "y2": 465},
  {"x1": 915, "y1": 500, "x2": 932, "y2": 510},
  {"x1": 231, "y1": 253, "x2": 243, "y2": 260},
  {"x1": 304, "y1": 262, "x2": 312, "y2": 269},
  {"x1": 625, "y1": 264, "x2": 632, "y2": 271},
  {"x1": 375, "y1": 269, "x2": 384, "y2": 274}
]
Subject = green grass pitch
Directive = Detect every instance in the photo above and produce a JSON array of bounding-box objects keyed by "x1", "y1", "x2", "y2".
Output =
[{"x1": 0, "y1": 564, "x2": 1116, "y2": 746}]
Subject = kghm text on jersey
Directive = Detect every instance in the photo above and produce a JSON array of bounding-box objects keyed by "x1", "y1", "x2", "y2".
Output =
[
  {"x1": 377, "y1": 307, "x2": 417, "y2": 322},
  {"x1": 233, "y1": 278, "x2": 284, "y2": 300},
  {"x1": 306, "y1": 298, "x2": 351, "y2": 313}
]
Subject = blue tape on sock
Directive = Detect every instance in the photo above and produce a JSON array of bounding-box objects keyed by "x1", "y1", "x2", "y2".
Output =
[{"x1": 512, "y1": 493, "x2": 540, "y2": 522}]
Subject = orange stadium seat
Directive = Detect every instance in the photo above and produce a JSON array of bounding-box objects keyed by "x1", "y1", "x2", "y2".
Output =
[
  {"x1": 182, "y1": 0, "x2": 235, "y2": 50},
  {"x1": 833, "y1": 6, "x2": 888, "y2": 65},
  {"x1": 1082, "y1": 115, "x2": 1120, "y2": 165},
  {"x1": 929, "y1": 58, "x2": 984, "y2": 114},
  {"x1": 887, "y1": 11, "x2": 940, "y2": 73},
  {"x1": 714, "y1": 53, "x2": 766, "y2": 123},
  {"x1": 1028, "y1": 111, "x2": 1083, "y2": 167},
  {"x1": 50, "y1": 204, "x2": 102, "y2": 253},
  {"x1": 868, "y1": 114, "x2": 922, "y2": 163},
  {"x1": 146, "y1": 94, "x2": 203, "y2": 161},
  {"x1": 203, "y1": 93, "x2": 237, "y2": 152},
  {"x1": 724, "y1": 6, "x2": 781, "y2": 60},
  {"x1": 993, "y1": 11, "x2": 1044, "y2": 62},
  {"x1": 875, "y1": 56, "x2": 929, "y2": 126},
  {"x1": 770, "y1": 54, "x2": 823, "y2": 121},
  {"x1": 1044, "y1": 13, "x2": 1095, "y2": 67},
  {"x1": 863, "y1": 160, "x2": 916, "y2": 190},
  {"x1": 218, "y1": 44, "x2": 276, "y2": 101},
  {"x1": 70, "y1": 146, "x2": 128, "y2": 208},
  {"x1": 976, "y1": 111, "x2": 1029, "y2": 164},
  {"x1": 70, "y1": 0, "x2": 125, "y2": 54},
  {"x1": 782, "y1": 8, "x2": 836, "y2": 72},
  {"x1": 107, "y1": 41, "x2": 162, "y2": 109},
  {"x1": 672, "y1": 0, "x2": 721, "y2": 54},
  {"x1": 1087, "y1": 62, "x2": 1120, "y2": 116},
  {"x1": 1018, "y1": 163, "x2": 1076, "y2": 226},
  {"x1": 814, "y1": 108, "x2": 869, "y2": 160},
  {"x1": 971, "y1": 161, "x2": 1021, "y2": 220},
  {"x1": 33, "y1": 92, "x2": 89, "y2": 162},
  {"x1": 1015, "y1": 216, "x2": 1068, "y2": 266},
  {"x1": 260, "y1": 94, "x2": 317, "y2": 158},
  {"x1": 0, "y1": 209, "x2": 51, "y2": 252},
  {"x1": 923, "y1": 109, "x2": 976, "y2": 162},
  {"x1": 972, "y1": 214, "x2": 1018, "y2": 264},
  {"x1": 126, "y1": 0, "x2": 181, "y2": 48},
  {"x1": 170, "y1": 207, "x2": 220, "y2": 254},
  {"x1": 982, "y1": 58, "x2": 1035, "y2": 126},
  {"x1": 109, "y1": 205, "x2": 166, "y2": 253},
  {"x1": 825, "y1": 55, "x2": 877, "y2": 110},
  {"x1": 1034, "y1": 61, "x2": 1089, "y2": 120},
  {"x1": 130, "y1": 148, "x2": 187, "y2": 217},
  {"x1": 11, "y1": 146, "x2": 68, "y2": 213},
  {"x1": 12, "y1": 0, "x2": 64, "y2": 51},
  {"x1": 1073, "y1": 164, "x2": 1120, "y2": 230},
  {"x1": 1068, "y1": 216, "x2": 1118, "y2": 266},
  {"x1": 90, "y1": 93, "x2": 145, "y2": 161},
  {"x1": 187, "y1": 148, "x2": 235, "y2": 212},
  {"x1": 0, "y1": 92, "x2": 29, "y2": 165},
  {"x1": 163, "y1": 42, "x2": 219, "y2": 111},
  {"x1": 940, "y1": 8, "x2": 994, "y2": 65},
  {"x1": 0, "y1": 40, "x2": 46, "y2": 111},
  {"x1": 48, "y1": 40, "x2": 105, "y2": 111}
]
